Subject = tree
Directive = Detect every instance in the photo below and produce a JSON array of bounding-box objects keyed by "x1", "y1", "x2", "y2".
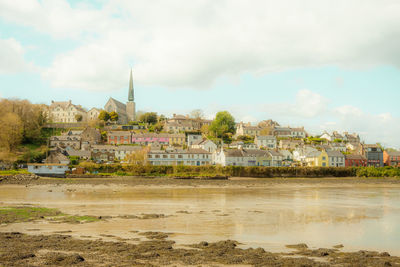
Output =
[
  {"x1": 98, "y1": 110, "x2": 110, "y2": 122},
  {"x1": 190, "y1": 109, "x2": 204, "y2": 120},
  {"x1": 0, "y1": 112, "x2": 23, "y2": 151},
  {"x1": 0, "y1": 99, "x2": 48, "y2": 145},
  {"x1": 237, "y1": 135, "x2": 254, "y2": 143},
  {"x1": 109, "y1": 111, "x2": 119, "y2": 122},
  {"x1": 75, "y1": 114, "x2": 83, "y2": 122},
  {"x1": 139, "y1": 112, "x2": 158, "y2": 124},
  {"x1": 209, "y1": 111, "x2": 235, "y2": 138},
  {"x1": 201, "y1": 124, "x2": 210, "y2": 136},
  {"x1": 126, "y1": 147, "x2": 149, "y2": 166}
]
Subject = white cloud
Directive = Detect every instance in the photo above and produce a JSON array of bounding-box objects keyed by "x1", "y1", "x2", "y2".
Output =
[
  {"x1": 0, "y1": 0, "x2": 116, "y2": 39},
  {"x1": 0, "y1": 38, "x2": 28, "y2": 74},
  {"x1": 2, "y1": 0, "x2": 400, "y2": 91},
  {"x1": 261, "y1": 89, "x2": 328, "y2": 119}
]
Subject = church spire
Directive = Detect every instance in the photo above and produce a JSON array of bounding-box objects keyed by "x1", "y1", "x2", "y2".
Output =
[{"x1": 128, "y1": 68, "x2": 134, "y2": 102}]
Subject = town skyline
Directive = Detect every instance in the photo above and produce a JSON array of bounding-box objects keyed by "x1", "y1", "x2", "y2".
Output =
[{"x1": 1, "y1": 1, "x2": 400, "y2": 148}]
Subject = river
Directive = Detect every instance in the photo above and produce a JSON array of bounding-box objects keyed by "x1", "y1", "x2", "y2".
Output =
[{"x1": 1, "y1": 183, "x2": 399, "y2": 255}]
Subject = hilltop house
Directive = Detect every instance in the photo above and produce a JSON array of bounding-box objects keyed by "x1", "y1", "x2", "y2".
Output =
[
  {"x1": 235, "y1": 122, "x2": 262, "y2": 137},
  {"x1": 48, "y1": 100, "x2": 87, "y2": 123}
]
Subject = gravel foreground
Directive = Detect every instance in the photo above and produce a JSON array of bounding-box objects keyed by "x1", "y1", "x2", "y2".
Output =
[{"x1": 1, "y1": 232, "x2": 399, "y2": 267}]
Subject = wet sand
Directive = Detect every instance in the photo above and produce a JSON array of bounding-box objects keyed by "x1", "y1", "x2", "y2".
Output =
[{"x1": 1, "y1": 177, "x2": 400, "y2": 266}]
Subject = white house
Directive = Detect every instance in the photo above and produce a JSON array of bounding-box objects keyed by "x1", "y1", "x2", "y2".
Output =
[
  {"x1": 255, "y1": 135, "x2": 277, "y2": 149},
  {"x1": 293, "y1": 146, "x2": 318, "y2": 163},
  {"x1": 213, "y1": 148, "x2": 280, "y2": 167},
  {"x1": 187, "y1": 134, "x2": 203, "y2": 146},
  {"x1": 87, "y1": 108, "x2": 101, "y2": 121},
  {"x1": 330, "y1": 143, "x2": 347, "y2": 152},
  {"x1": 326, "y1": 150, "x2": 345, "y2": 167},
  {"x1": 148, "y1": 148, "x2": 211, "y2": 166},
  {"x1": 49, "y1": 100, "x2": 87, "y2": 123},
  {"x1": 279, "y1": 150, "x2": 293, "y2": 166},
  {"x1": 28, "y1": 163, "x2": 69, "y2": 177},
  {"x1": 191, "y1": 139, "x2": 218, "y2": 153}
]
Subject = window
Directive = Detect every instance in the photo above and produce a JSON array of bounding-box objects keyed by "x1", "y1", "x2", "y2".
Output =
[
  {"x1": 170, "y1": 155, "x2": 175, "y2": 158},
  {"x1": 178, "y1": 155, "x2": 183, "y2": 158},
  {"x1": 155, "y1": 155, "x2": 160, "y2": 158},
  {"x1": 163, "y1": 155, "x2": 168, "y2": 158},
  {"x1": 322, "y1": 157, "x2": 326, "y2": 160}
]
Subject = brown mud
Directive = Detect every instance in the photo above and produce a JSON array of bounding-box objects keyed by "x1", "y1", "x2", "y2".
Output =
[{"x1": 0, "y1": 232, "x2": 399, "y2": 267}]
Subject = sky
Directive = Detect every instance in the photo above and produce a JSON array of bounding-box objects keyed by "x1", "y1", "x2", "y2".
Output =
[{"x1": 1, "y1": 0, "x2": 400, "y2": 148}]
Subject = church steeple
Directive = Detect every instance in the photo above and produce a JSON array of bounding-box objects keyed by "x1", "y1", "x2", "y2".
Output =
[{"x1": 128, "y1": 69, "x2": 134, "y2": 102}]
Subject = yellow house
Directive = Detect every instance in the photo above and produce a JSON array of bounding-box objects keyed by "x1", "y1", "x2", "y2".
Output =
[
  {"x1": 168, "y1": 133, "x2": 186, "y2": 146},
  {"x1": 305, "y1": 150, "x2": 329, "y2": 167}
]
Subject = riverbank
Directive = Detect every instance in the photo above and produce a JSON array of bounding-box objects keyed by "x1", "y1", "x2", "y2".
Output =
[
  {"x1": 1, "y1": 178, "x2": 400, "y2": 266},
  {"x1": 1, "y1": 174, "x2": 400, "y2": 187}
]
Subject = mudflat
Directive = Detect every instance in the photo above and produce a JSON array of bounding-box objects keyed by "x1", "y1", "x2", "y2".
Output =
[{"x1": 1, "y1": 176, "x2": 400, "y2": 266}]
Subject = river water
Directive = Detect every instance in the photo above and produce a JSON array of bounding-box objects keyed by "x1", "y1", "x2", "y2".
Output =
[{"x1": 1, "y1": 183, "x2": 399, "y2": 255}]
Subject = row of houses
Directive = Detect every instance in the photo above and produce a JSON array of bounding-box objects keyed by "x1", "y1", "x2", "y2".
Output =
[
  {"x1": 235, "y1": 122, "x2": 307, "y2": 138},
  {"x1": 107, "y1": 132, "x2": 187, "y2": 146}
]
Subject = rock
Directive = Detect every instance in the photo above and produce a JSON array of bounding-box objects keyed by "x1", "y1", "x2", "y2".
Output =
[
  {"x1": 380, "y1": 252, "x2": 391, "y2": 257},
  {"x1": 333, "y1": 244, "x2": 344, "y2": 249},
  {"x1": 286, "y1": 243, "x2": 308, "y2": 250},
  {"x1": 199, "y1": 241, "x2": 209, "y2": 247}
]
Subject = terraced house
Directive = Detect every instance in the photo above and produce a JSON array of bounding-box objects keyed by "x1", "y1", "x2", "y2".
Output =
[
  {"x1": 147, "y1": 148, "x2": 211, "y2": 166},
  {"x1": 107, "y1": 131, "x2": 132, "y2": 145},
  {"x1": 131, "y1": 133, "x2": 186, "y2": 146},
  {"x1": 213, "y1": 148, "x2": 282, "y2": 167},
  {"x1": 383, "y1": 151, "x2": 400, "y2": 167}
]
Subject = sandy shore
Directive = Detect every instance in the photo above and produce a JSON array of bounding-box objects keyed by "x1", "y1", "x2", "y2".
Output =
[{"x1": 2, "y1": 175, "x2": 400, "y2": 187}]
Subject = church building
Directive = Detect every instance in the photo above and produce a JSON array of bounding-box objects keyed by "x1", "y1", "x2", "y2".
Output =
[{"x1": 104, "y1": 69, "x2": 136, "y2": 124}]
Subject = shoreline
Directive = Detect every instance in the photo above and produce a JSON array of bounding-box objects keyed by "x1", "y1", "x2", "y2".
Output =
[{"x1": 1, "y1": 175, "x2": 400, "y2": 187}]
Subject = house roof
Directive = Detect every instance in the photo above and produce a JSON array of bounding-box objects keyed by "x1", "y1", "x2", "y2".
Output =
[
  {"x1": 115, "y1": 146, "x2": 143, "y2": 151},
  {"x1": 306, "y1": 151, "x2": 322, "y2": 158},
  {"x1": 50, "y1": 136, "x2": 81, "y2": 141},
  {"x1": 267, "y1": 150, "x2": 283, "y2": 157},
  {"x1": 256, "y1": 135, "x2": 276, "y2": 140},
  {"x1": 66, "y1": 150, "x2": 91, "y2": 158},
  {"x1": 224, "y1": 149, "x2": 245, "y2": 157},
  {"x1": 149, "y1": 148, "x2": 210, "y2": 154},
  {"x1": 91, "y1": 145, "x2": 117, "y2": 151},
  {"x1": 326, "y1": 150, "x2": 345, "y2": 157},
  {"x1": 386, "y1": 151, "x2": 400, "y2": 156},
  {"x1": 345, "y1": 154, "x2": 367, "y2": 160},
  {"x1": 108, "y1": 131, "x2": 132, "y2": 136}
]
